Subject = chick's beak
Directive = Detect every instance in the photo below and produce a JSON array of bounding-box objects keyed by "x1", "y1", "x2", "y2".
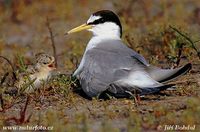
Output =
[
  {"x1": 48, "y1": 63, "x2": 56, "y2": 70},
  {"x1": 65, "y1": 23, "x2": 92, "y2": 35}
]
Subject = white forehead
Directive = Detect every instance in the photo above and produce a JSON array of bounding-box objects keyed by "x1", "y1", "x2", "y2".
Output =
[{"x1": 87, "y1": 15, "x2": 101, "y2": 24}]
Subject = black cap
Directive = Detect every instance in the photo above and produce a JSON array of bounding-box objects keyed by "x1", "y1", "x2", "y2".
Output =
[{"x1": 88, "y1": 10, "x2": 122, "y2": 37}]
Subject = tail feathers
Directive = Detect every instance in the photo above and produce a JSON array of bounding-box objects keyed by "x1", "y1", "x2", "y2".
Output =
[{"x1": 147, "y1": 63, "x2": 192, "y2": 83}]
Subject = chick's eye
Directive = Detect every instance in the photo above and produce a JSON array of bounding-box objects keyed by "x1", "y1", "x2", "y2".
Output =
[{"x1": 43, "y1": 62, "x2": 47, "y2": 65}]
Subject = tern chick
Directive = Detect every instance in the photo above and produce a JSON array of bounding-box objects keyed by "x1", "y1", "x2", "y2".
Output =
[{"x1": 15, "y1": 53, "x2": 56, "y2": 93}]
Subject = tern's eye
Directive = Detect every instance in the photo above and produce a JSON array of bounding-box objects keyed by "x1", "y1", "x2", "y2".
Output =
[
  {"x1": 99, "y1": 18, "x2": 104, "y2": 23},
  {"x1": 88, "y1": 17, "x2": 105, "y2": 25}
]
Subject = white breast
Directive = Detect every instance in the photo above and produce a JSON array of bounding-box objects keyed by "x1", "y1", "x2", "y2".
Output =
[{"x1": 73, "y1": 36, "x2": 100, "y2": 77}]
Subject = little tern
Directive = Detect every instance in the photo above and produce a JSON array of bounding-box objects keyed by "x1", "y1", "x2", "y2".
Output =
[{"x1": 66, "y1": 10, "x2": 192, "y2": 98}]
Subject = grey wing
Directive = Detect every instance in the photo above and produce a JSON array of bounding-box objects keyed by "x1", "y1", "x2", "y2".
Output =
[
  {"x1": 147, "y1": 63, "x2": 192, "y2": 83},
  {"x1": 106, "y1": 40, "x2": 191, "y2": 83},
  {"x1": 96, "y1": 39, "x2": 149, "y2": 66},
  {"x1": 77, "y1": 39, "x2": 178, "y2": 97},
  {"x1": 78, "y1": 48, "x2": 146, "y2": 97}
]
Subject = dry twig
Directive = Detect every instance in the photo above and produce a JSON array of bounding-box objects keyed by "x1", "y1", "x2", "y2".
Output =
[
  {"x1": 46, "y1": 17, "x2": 58, "y2": 67},
  {"x1": 0, "y1": 55, "x2": 17, "y2": 81},
  {"x1": 5, "y1": 96, "x2": 32, "y2": 124},
  {"x1": 169, "y1": 25, "x2": 200, "y2": 59},
  {"x1": 0, "y1": 94, "x2": 4, "y2": 111}
]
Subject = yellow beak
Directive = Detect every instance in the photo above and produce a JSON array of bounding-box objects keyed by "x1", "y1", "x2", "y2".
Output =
[{"x1": 65, "y1": 23, "x2": 92, "y2": 35}]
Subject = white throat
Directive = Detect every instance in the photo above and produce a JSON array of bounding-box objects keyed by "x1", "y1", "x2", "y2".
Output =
[
  {"x1": 85, "y1": 22, "x2": 121, "y2": 51},
  {"x1": 88, "y1": 22, "x2": 121, "y2": 39}
]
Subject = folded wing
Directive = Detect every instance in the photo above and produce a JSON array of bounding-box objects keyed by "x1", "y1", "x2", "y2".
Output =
[{"x1": 147, "y1": 63, "x2": 192, "y2": 83}]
